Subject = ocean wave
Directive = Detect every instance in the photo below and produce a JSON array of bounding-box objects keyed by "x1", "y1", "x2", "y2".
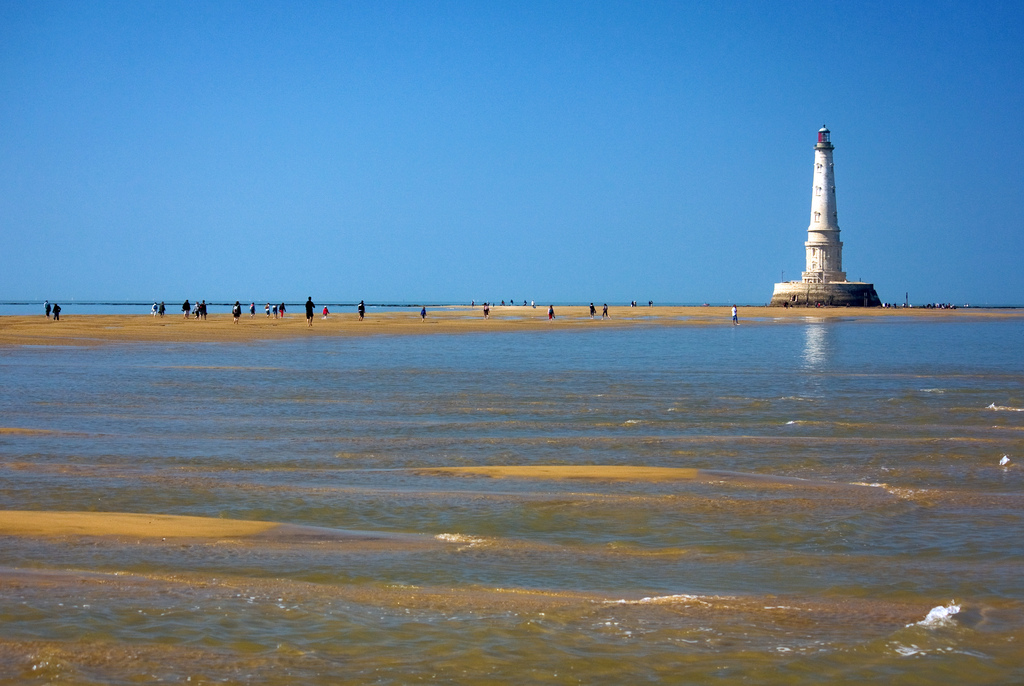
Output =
[
  {"x1": 908, "y1": 601, "x2": 960, "y2": 628},
  {"x1": 987, "y1": 403, "x2": 1024, "y2": 412}
]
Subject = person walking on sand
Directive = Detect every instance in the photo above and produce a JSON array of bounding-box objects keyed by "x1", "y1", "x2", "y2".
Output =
[
  {"x1": 232, "y1": 301, "x2": 242, "y2": 323},
  {"x1": 182, "y1": 300, "x2": 190, "y2": 319},
  {"x1": 44, "y1": 301, "x2": 51, "y2": 318},
  {"x1": 322, "y1": 305, "x2": 329, "y2": 320},
  {"x1": 305, "y1": 297, "x2": 315, "y2": 327},
  {"x1": 279, "y1": 302, "x2": 286, "y2": 318},
  {"x1": 151, "y1": 302, "x2": 159, "y2": 316},
  {"x1": 358, "y1": 300, "x2": 365, "y2": 320},
  {"x1": 602, "y1": 303, "x2": 609, "y2": 319},
  {"x1": 265, "y1": 303, "x2": 271, "y2": 317},
  {"x1": 51, "y1": 303, "x2": 61, "y2": 321},
  {"x1": 249, "y1": 302, "x2": 256, "y2": 318},
  {"x1": 732, "y1": 305, "x2": 738, "y2": 325},
  {"x1": 200, "y1": 300, "x2": 207, "y2": 320},
  {"x1": 420, "y1": 306, "x2": 427, "y2": 321},
  {"x1": 483, "y1": 302, "x2": 490, "y2": 319},
  {"x1": 589, "y1": 303, "x2": 596, "y2": 319},
  {"x1": 548, "y1": 305, "x2": 555, "y2": 320},
  {"x1": 159, "y1": 302, "x2": 165, "y2": 317}
]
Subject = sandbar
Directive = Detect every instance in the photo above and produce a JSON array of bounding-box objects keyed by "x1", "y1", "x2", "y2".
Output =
[
  {"x1": 0, "y1": 306, "x2": 1018, "y2": 346},
  {"x1": 0, "y1": 510, "x2": 276, "y2": 539},
  {"x1": 0, "y1": 510, "x2": 443, "y2": 549},
  {"x1": 417, "y1": 465, "x2": 703, "y2": 481}
]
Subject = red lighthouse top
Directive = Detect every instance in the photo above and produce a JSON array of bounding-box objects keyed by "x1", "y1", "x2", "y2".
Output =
[{"x1": 817, "y1": 125, "x2": 831, "y2": 144}]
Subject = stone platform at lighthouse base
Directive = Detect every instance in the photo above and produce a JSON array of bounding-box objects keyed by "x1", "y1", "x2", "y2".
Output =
[{"x1": 770, "y1": 281, "x2": 881, "y2": 307}]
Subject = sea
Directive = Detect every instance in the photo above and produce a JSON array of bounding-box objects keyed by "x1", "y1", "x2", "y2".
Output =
[{"x1": 0, "y1": 316, "x2": 1022, "y2": 684}]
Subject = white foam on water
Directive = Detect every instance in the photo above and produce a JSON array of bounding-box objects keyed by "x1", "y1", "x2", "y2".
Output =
[
  {"x1": 606, "y1": 594, "x2": 726, "y2": 605},
  {"x1": 908, "y1": 601, "x2": 960, "y2": 628},
  {"x1": 624, "y1": 419, "x2": 642, "y2": 424},
  {"x1": 1000, "y1": 455, "x2": 1011, "y2": 466},
  {"x1": 893, "y1": 643, "x2": 925, "y2": 657},
  {"x1": 435, "y1": 533, "x2": 486, "y2": 547},
  {"x1": 785, "y1": 420, "x2": 798, "y2": 425},
  {"x1": 920, "y1": 388, "x2": 945, "y2": 393},
  {"x1": 987, "y1": 403, "x2": 1024, "y2": 412},
  {"x1": 852, "y1": 482, "x2": 922, "y2": 499}
]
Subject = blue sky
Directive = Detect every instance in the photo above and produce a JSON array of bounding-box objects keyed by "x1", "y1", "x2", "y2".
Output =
[{"x1": 1, "y1": 1, "x2": 1021, "y2": 304}]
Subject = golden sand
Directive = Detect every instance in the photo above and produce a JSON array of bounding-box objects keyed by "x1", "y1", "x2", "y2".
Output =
[
  {"x1": 0, "y1": 510, "x2": 276, "y2": 539},
  {"x1": 0, "y1": 306, "x2": 1017, "y2": 346}
]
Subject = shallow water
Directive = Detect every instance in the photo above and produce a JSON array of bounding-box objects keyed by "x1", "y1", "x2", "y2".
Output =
[{"x1": 1, "y1": 318, "x2": 1022, "y2": 684}]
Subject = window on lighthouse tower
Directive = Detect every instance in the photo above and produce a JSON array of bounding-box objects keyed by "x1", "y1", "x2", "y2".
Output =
[
  {"x1": 814, "y1": 212, "x2": 821, "y2": 222},
  {"x1": 815, "y1": 186, "x2": 822, "y2": 196}
]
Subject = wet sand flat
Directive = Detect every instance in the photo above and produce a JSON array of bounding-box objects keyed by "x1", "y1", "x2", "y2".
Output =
[
  {"x1": 0, "y1": 510, "x2": 276, "y2": 539},
  {"x1": 0, "y1": 510, "x2": 444, "y2": 550},
  {"x1": 416, "y1": 465, "x2": 704, "y2": 481},
  {"x1": 0, "y1": 306, "x2": 1019, "y2": 346}
]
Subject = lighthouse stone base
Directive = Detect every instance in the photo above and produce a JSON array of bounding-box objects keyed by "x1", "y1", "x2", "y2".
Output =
[{"x1": 770, "y1": 281, "x2": 881, "y2": 307}]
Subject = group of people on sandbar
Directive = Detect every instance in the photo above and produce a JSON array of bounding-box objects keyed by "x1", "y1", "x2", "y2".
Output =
[
  {"x1": 43, "y1": 300, "x2": 61, "y2": 321},
  {"x1": 181, "y1": 300, "x2": 209, "y2": 319},
  {"x1": 37, "y1": 299, "x2": 754, "y2": 326},
  {"x1": 161, "y1": 299, "x2": 371, "y2": 323},
  {"x1": 263, "y1": 302, "x2": 288, "y2": 318},
  {"x1": 477, "y1": 302, "x2": 610, "y2": 321}
]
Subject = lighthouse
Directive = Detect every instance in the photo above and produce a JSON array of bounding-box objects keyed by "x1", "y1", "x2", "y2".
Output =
[
  {"x1": 802, "y1": 126, "x2": 846, "y2": 283},
  {"x1": 770, "y1": 127, "x2": 880, "y2": 307}
]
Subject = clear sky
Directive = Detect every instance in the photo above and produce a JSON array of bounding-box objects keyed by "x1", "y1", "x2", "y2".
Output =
[{"x1": 1, "y1": 1, "x2": 1021, "y2": 304}]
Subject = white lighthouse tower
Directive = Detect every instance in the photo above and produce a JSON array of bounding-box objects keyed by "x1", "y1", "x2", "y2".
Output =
[
  {"x1": 802, "y1": 126, "x2": 846, "y2": 283},
  {"x1": 770, "y1": 127, "x2": 880, "y2": 306}
]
